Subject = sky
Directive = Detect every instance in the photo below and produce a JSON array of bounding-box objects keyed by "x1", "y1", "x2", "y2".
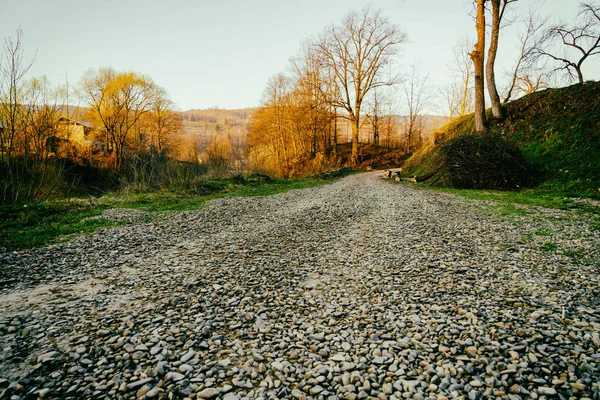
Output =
[{"x1": 1, "y1": 0, "x2": 598, "y2": 111}]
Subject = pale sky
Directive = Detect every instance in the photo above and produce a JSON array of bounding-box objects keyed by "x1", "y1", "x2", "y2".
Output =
[{"x1": 1, "y1": 0, "x2": 598, "y2": 111}]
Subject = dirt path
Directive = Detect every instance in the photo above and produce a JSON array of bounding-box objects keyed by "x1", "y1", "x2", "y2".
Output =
[{"x1": 1, "y1": 172, "x2": 599, "y2": 399}]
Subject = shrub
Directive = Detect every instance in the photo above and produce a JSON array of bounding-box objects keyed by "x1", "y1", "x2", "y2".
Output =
[{"x1": 433, "y1": 133, "x2": 533, "y2": 190}]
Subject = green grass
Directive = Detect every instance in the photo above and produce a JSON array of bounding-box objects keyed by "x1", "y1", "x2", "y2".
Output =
[
  {"x1": 562, "y1": 248, "x2": 584, "y2": 258},
  {"x1": 0, "y1": 203, "x2": 115, "y2": 249},
  {"x1": 0, "y1": 175, "x2": 328, "y2": 250},
  {"x1": 417, "y1": 182, "x2": 600, "y2": 215},
  {"x1": 534, "y1": 228, "x2": 553, "y2": 236},
  {"x1": 541, "y1": 242, "x2": 558, "y2": 252},
  {"x1": 404, "y1": 82, "x2": 600, "y2": 196}
]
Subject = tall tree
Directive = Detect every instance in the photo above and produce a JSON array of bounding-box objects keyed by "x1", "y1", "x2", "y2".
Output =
[
  {"x1": 0, "y1": 29, "x2": 35, "y2": 164},
  {"x1": 534, "y1": 2, "x2": 600, "y2": 84},
  {"x1": 317, "y1": 7, "x2": 406, "y2": 165},
  {"x1": 470, "y1": 0, "x2": 487, "y2": 133},
  {"x1": 292, "y1": 44, "x2": 334, "y2": 157},
  {"x1": 487, "y1": 0, "x2": 518, "y2": 119}
]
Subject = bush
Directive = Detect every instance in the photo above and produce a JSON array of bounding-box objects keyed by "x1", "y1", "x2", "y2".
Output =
[{"x1": 433, "y1": 133, "x2": 533, "y2": 190}]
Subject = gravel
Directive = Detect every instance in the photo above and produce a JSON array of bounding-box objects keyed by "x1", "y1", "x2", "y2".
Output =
[{"x1": 1, "y1": 172, "x2": 599, "y2": 399}]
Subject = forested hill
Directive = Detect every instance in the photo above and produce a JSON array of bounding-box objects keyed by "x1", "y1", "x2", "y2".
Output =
[{"x1": 404, "y1": 82, "x2": 600, "y2": 195}]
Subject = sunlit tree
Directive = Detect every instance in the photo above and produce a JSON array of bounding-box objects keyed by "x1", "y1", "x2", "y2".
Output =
[
  {"x1": 470, "y1": 0, "x2": 487, "y2": 133},
  {"x1": 317, "y1": 7, "x2": 406, "y2": 165},
  {"x1": 81, "y1": 68, "x2": 156, "y2": 168}
]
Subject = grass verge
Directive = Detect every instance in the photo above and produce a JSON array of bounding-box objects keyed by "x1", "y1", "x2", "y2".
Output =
[
  {"x1": 0, "y1": 175, "x2": 328, "y2": 250},
  {"x1": 418, "y1": 183, "x2": 600, "y2": 215}
]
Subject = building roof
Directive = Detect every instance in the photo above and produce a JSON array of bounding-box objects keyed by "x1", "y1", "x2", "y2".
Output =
[{"x1": 58, "y1": 116, "x2": 96, "y2": 129}]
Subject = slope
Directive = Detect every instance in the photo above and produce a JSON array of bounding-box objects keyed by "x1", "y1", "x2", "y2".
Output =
[{"x1": 404, "y1": 81, "x2": 600, "y2": 196}]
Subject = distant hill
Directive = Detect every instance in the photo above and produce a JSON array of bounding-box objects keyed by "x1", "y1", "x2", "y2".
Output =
[
  {"x1": 403, "y1": 81, "x2": 600, "y2": 196},
  {"x1": 179, "y1": 108, "x2": 255, "y2": 151}
]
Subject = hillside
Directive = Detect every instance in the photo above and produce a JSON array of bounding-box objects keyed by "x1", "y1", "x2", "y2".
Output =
[
  {"x1": 180, "y1": 108, "x2": 255, "y2": 141},
  {"x1": 180, "y1": 109, "x2": 447, "y2": 145},
  {"x1": 404, "y1": 82, "x2": 600, "y2": 196}
]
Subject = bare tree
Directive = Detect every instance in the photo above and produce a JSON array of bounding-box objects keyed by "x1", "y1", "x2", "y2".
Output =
[
  {"x1": 401, "y1": 65, "x2": 432, "y2": 154},
  {"x1": 370, "y1": 89, "x2": 382, "y2": 145},
  {"x1": 454, "y1": 37, "x2": 475, "y2": 117},
  {"x1": 144, "y1": 86, "x2": 183, "y2": 154},
  {"x1": 516, "y1": 73, "x2": 550, "y2": 94},
  {"x1": 470, "y1": 0, "x2": 487, "y2": 133},
  {"x1": 534, "y1": 2, "x2": 600, "y2": 84},
  {"x1": 504, "y1": 9, "x2": 548, "y2": 102},
  {"x1": 317, "y1": 7, "x2": 406, "y2": 165},
  {"x1": 0, "y1": 29, "x2": 35, "y2": 164},
  {"x1": 439, "y1": 81, "x2": 462, "y2": 121}
]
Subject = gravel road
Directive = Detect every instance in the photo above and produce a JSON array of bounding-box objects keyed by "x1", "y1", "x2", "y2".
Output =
[{"x1": 1, "y1": 172, "x2": 599, "y2": 400}]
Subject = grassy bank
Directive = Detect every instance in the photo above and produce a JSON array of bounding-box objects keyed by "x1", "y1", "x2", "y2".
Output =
[
  {"x1": 0, "y1": 175, "x2": 328, "y2": 250},
  {"x1": 403, "y1": 82, "x2": 600, "y2": 197}
]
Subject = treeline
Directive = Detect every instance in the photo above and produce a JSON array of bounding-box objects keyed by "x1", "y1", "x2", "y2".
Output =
[
  {"x1": 248, "y1": 8, "x2": 436, "y2": 178},
  {"x1": 0, "y1": 30, "x2": 213, "y2": 205},
  {"x1": 180, "y1": 108, "x2": 250, "y2": 176}
]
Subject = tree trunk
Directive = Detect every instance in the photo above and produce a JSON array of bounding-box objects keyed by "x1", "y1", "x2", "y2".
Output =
[
  {"x1": 332, "y1": 113, "x2": 338, "y2": 156},
  {"x1": 486, "y1": 0, "x2": 503, "y2": 119},
  {"x1": 351, "y1": 118, "x2": 360, "y2": 165},
  {"x1": 471, "y1": 0, "x2": 487, "y2": 134},
  {"x1": 576, "y1": 66, "x2": 584, "y2": 84}
]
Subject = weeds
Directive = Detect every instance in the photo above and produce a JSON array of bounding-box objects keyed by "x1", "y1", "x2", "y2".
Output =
[{"x1": 541, "y1": 242, "x2": 558, "y2": 252}]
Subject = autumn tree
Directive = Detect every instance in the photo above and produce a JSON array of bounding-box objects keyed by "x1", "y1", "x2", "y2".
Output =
[
  {"x1": 142, "y1": 86, "x2": 183, "y2": 155},
  {"x1": 81, "y1": 68, "x2": 156, "y2": 169},
  {"x1": 317, "y1": 7, "x2": 406, "y2": 165},
  {"x1": 534, "y1": 2, "x2": 600, "y2": 84},
  {"x1": 0, "y1": 29, "x2": 34, "y2": 165},
  {"x1": 248, "y1": 74, "x2": 294, "y2": 177},
  {"x1": 292, "y1": 45, "x2": 336, "y2": 157},
  {"x1": 248, "y1": 61, "x2": 336, "y2": 178},
  {"x1": 0, "y1": 29, "x2": 68, "y2": 204}
]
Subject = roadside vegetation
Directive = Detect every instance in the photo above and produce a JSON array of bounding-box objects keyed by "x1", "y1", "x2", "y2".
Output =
[
  {"x1": 0, "y1": 174, "x2": 329, "y2": 250},
  {"x1": 2, "y1": 2, "x2": 600, "y2": 252},
  {"x1": 403, "y1": 81, "x2": 600, "y2": 199}
]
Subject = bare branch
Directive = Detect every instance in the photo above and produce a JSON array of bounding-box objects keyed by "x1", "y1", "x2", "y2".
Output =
[{"x1": 532, "y1": 1, "x2": 600, "y2": 84}]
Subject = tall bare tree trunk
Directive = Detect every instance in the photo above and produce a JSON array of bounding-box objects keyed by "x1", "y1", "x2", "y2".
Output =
[
  {"x1": 470, "y1": 0, "x2": 487, "y2": 134},
  {"x1": 487, "y1": 0, "x2": 503, "y2": 119},
  {"x1": 351, "y1": 117, "x2": 360, "y2": 165},
  {"x1": 332, "y1": 112, "x2": 338, "y2": 156}
]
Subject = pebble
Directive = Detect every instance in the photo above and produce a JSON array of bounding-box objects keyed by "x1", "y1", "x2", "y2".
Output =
[
  {"x1": 197, "y1": 388, "x2": 221, "y2": 398},
  {"x1": 0, "y1": 173, "x2": 598, "y2": 400}
]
